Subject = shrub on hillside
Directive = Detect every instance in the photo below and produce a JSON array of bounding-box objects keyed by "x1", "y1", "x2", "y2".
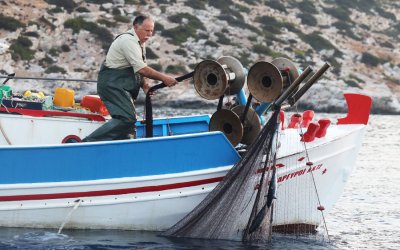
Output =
[
  {"x1": 146, "y1": 48, "x2": 158, "y2": 59},
  {"x1": 76, "y1": 7, "x2": 90, "y2": 13},
  {"x1": 154, "y1": 23, "x2": 165, "y2": 32},
  {"x1": 326, "y1": 0, "x2": 378, "y2": 15},
  {"x1": 380, "y1": 41, "x2": 394, "y2": 49},
  {"x1": 298, "y1": 13, "x2": 317, "y2": 26},
  {"x1": 344, "y1": 79, "x2": 362, "y2": 89},
  {"x1": 162, "y1": 14, "x2": 204, "y2": 45},
  {"x1": 215, "y1": 32, "x2": 232, "y2": 45},
  {"x1": 256, "y1": 15, "x2": 283, "y2": 34},
  {"x1": 167, "y1": 13, "x2": 205, "y2": 31},
  {"x1": 45, "y1": 0, "x2": 77, "y2": 13},
  {"x1": 219, "y1": 15, "x2": 260, "y2": 33},
  {"x1": 114, "y1": 15, "x2": 131, "y2": 23},
  {"x1": 205, "y1": 40, "x2": 218, "y2": 47},
  {"x1": 125, "y1": 0, "x2": 139, "y2": 4},
  {"x1": 47, "y1": 7, "x2": 64, "y2": 14},
  {"x1": 267, "y1": 1, "x2": 286, "y2": 13},
  {"x1": 154, "y1": 0, "x2": 176, "y2": 4},
  {"x1": 165, "y1": 65, "x2": 185, "y2": 74},
  {"x1": 324, "y1": 7, "x2": 351, "y2": 23},
  {"x1": 23, "y1": 31, "x2": 40, "y2": 37},
  {"x1": 361, "y1": 52, "x2": 385, "y2": 67},
  {"x1": 237, "y1": 52, "x2": 252, "y2": 68},
  {"x1": 184, "y1": 0, "x2": 206, "y2": 9},
  {"x1": 10, "y1": 36, "x2": 35, "y2": 61},
  {"x1": 0, "y1": 14, "x2": 24, "y2": 31},
  {"x1": 64, "y1": 18, "x2": 113, "y2": 49},
  {"x1": 149, "y1": 63, "x2": 162, "y2": 71},
  {"x1": 375, "y1": 7, "x2": 397, "y2": 21},
  {"x1": 252, "y1": 44, "x2": 273, "y2": 55},
  {"x1": 49, "y1": 47, "x2": 61, "y2": 57},
  {"x1": 85, "y1": 0, "x2": 113, "y2": 4},
  {"x1": 162, "y1": 28, "x2": 191, "y2": 45},
  {"x1": 98, "y1": 19, "x2": 116, "y2": 27},
  {"x1": 242, "y1": 0, "x2": 257, "y2": 5},
  {"x1": 174, "y1": 48, "x2": 187, "y2": 57},
  {"x1": 209, "y1": 0, "x2": 244, "y2": 20},
  {"x1": 61, "y1": 44, "x2": 71, "y2": 52},
  {"x1": 332, "y1": 21, "x2": 362, "y2": 41},
  {"x1": 300, "y1": 32, "x2": 336, "y2": 51},
  {"x1": 45, "y1": 65, "x2": 67, "y2": 74},
  {"x1": 289, "y1": 0, "x2": 317, "y2": 14}
]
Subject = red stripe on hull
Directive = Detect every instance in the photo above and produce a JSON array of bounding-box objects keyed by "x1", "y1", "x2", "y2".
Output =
[{"x1": 0, "y1": 177, "x2": 224, "y2": 202}]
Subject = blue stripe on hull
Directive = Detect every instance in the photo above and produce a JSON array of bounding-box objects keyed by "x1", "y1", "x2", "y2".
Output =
[{"x1": 0, "y1": 132, "x2": 240, "y2": 184}]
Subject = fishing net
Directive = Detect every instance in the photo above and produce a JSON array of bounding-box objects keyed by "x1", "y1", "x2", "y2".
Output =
[{"x1": 162, "y1": 110, "x2": 281, "y2": 242}]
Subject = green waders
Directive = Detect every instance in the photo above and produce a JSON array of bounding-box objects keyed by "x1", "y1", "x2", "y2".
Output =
[{"x1": 82, "y1": 64, "x2": 141, "y2": 142}]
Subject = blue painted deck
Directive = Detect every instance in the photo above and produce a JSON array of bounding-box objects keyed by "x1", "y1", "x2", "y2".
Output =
[{"x1": 1, "y1": 115, "x2": 240, "y2": 184}]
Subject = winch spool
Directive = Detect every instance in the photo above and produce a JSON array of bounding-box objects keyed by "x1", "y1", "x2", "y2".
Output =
[
  {"x1": 247, "y1": 61, "x2": 283, "y2": 103},
  {"x1": 271, "y1": 57, "x2": 300, "y2": 93},
  {"x1": 209, "y1": 109, "x2": 243, "y2": 146},
  {"x1": 194, "y1": 60, "x2": 227, "y2": 100},
  {"x1": 232, "y1": 105, "x2": 261, "y2": 145},
  {"x1": 216, "y1": 56, "x2": 246, "y2": 95},
  {"x1": 194, "y1": 56, "x2": 245, "y2": 100}
]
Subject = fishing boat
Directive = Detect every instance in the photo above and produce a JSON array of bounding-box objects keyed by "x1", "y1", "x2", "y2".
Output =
[{"x1": 0, "y1": 57, "x2": 371, "y2": 233}]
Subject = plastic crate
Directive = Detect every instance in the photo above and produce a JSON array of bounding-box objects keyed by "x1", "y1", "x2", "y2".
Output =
[{"x1": 0, "y1": 86, "x2": 11, "y2": 99}]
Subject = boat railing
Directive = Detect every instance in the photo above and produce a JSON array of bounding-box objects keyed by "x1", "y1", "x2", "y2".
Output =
[{"x1": 144, "y1": 71, "x2": 194, "y2": 138}]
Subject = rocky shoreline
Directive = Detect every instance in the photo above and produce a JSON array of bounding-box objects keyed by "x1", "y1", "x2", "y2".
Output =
[{"x1": 1, "y1": 0, "x2": 400, "y2": 115}]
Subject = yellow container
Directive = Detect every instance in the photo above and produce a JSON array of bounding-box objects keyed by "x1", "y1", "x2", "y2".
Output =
[{"x1": 53, "y1": 88, "x2": 75, "y2": 107}]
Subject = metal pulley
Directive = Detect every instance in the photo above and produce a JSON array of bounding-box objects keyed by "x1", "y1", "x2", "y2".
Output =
[
  {"x1": 271, "y1": 57, "x2": 300, "y2": 93},
  {"x1": 247, "y1": 61, "x2": 283, "y2": 103},
  {"x1": 217, "y1": 56, "x2": 246, "y2": 95},
  {"x1": 209, "y1": 109, "x2": 243, "y2": 146},
  {"x1": 232, "y1": 105, "x2": 261, "y2": 145}
]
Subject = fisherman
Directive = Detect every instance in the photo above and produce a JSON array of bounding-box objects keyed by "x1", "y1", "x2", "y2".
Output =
[{"x1": 83, "y1": 15, "x2": 178, "y2": 142}]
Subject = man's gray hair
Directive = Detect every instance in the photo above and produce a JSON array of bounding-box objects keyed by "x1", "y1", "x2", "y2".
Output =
[{"x1": 133, "y1": 15, "x2": 151, "y2": 26}]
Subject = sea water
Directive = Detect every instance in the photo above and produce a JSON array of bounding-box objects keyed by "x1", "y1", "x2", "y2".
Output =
[{"x1": 0, "y1": 113, "x2": 399, "y2": 249}]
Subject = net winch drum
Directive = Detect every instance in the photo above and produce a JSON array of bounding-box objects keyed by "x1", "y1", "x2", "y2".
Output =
[
  {"x1": 216, "y1": 56, "x2": 246, "y2": 95},
  {"x1": 194, "y1": 60, "x2": 228, "y2": 100},
  {"x1": 194, "y1": 57, "x2": 245, "y2": 100},
  {"x1": 232, "y1": 105, "x2": 261, "y2": 145},
  {"x1": 271, "y1": 57, "x2": 300, "y2": 93},
  {"x1": 247, "y1": 61, "x2": 283, "y2": 103},
  {"x1": 209, "y1": 109, "x2": 243, "y2": 146}
]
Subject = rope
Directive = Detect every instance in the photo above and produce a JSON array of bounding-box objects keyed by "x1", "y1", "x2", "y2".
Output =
[
  {"x1": 294, "y1": 106, "x2": 330, "y2": 241},
  {"x1": 0, "y1": 120, "x2": 11, "y2": 145},
  {"x1": 0, "y1": 95, "x2": 12, "y2": 145},
  {"x1": 0, "y1": 75, "x2": 97, "y2": 83}
]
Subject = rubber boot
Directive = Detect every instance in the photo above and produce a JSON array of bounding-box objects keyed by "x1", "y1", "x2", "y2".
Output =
[{"x1": 82, "y1": 118, "x2": 134, "y2": 142}]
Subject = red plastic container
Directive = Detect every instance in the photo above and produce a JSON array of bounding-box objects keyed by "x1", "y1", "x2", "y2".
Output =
[{"x1": 81, "y1": 95, "x2": 109, "y2": 116}]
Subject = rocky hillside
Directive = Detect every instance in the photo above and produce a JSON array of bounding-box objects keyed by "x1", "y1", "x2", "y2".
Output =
[{"x1": 1, "y1": 0, "x2": 400, "y2": 114}]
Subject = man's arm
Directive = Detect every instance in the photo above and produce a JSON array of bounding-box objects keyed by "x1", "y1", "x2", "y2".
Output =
[{"x1": 137, "y1": 66, "x2": 178, "y2": 87}]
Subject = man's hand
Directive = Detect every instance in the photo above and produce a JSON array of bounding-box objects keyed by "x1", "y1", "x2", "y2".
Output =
[
  {"x1": 138, "y1": 66, "x2": 179, "y2": 87},
  {"x1": 162, "y1": 75, "x2": 178, "y2": 87},
  {"x1": 142, "y1": 78, "x2": 153, "y2": 95}
]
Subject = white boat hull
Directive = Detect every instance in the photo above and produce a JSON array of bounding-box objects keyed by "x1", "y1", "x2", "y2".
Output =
[{"x1": 0, "y1": 124, "x2": 365, "y2": 232}]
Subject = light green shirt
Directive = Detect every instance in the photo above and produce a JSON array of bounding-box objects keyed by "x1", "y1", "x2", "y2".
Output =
[{"x1": 104, "y1": 29, "x2": 147, "y2": 73}]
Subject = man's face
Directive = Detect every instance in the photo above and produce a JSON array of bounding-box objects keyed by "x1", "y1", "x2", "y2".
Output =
[{"x1": 134, "y1": 19, "x2": 154, "y2": 44}]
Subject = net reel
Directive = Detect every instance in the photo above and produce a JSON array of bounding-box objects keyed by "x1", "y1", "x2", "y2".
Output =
[
  {"x1": 217, "y1": 56, "x2": 246, "y2": 95},
  {"x1": 194, "y1": 56, "x2": 246, "y2": 100},
  {"x1": 247, "y1": 61, "x2": 283, "y2": 103},
  {"x1": 209, "y1": 109, "x2": 243, "y2": 146},
  {"x1": 231, "y1": 105, "x2": 261, "y2": 145},
  {"x1": 271, "y1": 57, "x2": 300, "y2": 93}
]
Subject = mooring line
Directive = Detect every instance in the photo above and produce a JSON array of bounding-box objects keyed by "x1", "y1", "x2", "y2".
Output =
[{"x1": 58, "y1": 199, "x2": 82, "y2": 234}]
